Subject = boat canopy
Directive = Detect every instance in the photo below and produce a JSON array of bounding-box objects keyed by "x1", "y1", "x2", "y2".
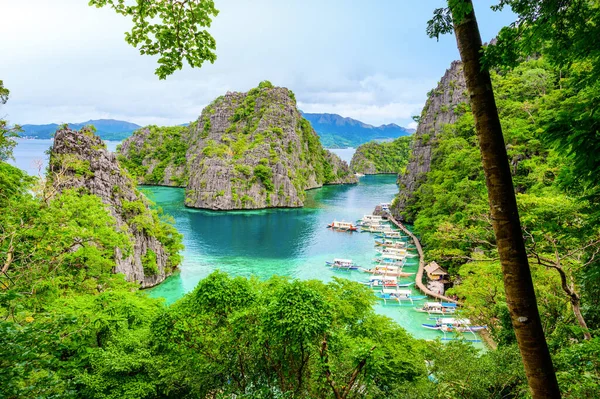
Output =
[
  {"x1": 382, "y1": 289, "x2": 412, "y2": 295},
  {"x1": 380, "y1": 254, "x2": 404, "y2": 261},
  {"x1": 438, "y1": 318, "x2": 471, "y2": 325},
  {"x1": 370, "y1": 276, "x2": 397, "y2": 283},
  {"x1": 333, "y1": 258, "x2": 353, "y2": 264}
]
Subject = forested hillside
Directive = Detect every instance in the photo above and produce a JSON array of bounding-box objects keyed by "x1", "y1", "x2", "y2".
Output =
[
  {"x1": 395, "y1": 56, "x2": 600, "y2": 396},
  {"x1": 349, "y1": 136, "x2": 412, "y2": 174}
]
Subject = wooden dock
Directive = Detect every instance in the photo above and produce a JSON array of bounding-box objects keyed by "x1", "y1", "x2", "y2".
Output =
[{"x1": 385, "y1": 213, "x2": 459, "y2": 304}]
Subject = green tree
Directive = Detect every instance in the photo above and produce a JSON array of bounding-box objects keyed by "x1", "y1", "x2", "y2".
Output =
[
  {"x1": 428, "y1": 2, "x2": 561, "y2": 397},
  {"x1": 89, "y1": 0, "x2": 219, "y2": 79}
]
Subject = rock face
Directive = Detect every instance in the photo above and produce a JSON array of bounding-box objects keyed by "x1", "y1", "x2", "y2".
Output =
[
  {"x1": 349, "y1": 136, "x2": 413, "y2": 175},
  {"x1": 392, "y1": 61, "x2": 468, "y2": 221},
  {"x1": 119, "y1": 82, "x2": 357, "y2": 210},
  {"x1": 49, "y1": 127, "x2": 182, "y2": 288}
]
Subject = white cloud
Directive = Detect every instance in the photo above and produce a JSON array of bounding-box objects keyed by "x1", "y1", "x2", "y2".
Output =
[
  {"x1": 407, "y1": 121, "x2": 418, "y2": 130},
  {"x1": 0, "y1": 0, "x2": 515, "y2": 129}
]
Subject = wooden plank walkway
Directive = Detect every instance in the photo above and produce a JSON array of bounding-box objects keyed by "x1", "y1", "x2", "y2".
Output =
[
  {"x1": 386, "y1": 213, "x2": 459, "y2": 304},
  {"x1": 385, "y1": 213, "x2": 501, "y2": 348}
]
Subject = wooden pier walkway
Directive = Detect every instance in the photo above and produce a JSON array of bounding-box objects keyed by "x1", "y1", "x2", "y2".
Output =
[{"x1": 386, "y1": 213, "x2": 459, "y2": 304}]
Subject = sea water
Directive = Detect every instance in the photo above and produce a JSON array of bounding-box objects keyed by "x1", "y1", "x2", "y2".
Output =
[{"x1": 11, "y1": 139, "x2": 482, "y2": 344}]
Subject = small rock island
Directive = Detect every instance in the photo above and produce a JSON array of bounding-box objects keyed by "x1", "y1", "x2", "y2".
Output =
[{"x1": 118, "y1": 81, "x2": 357, "y2": 210}]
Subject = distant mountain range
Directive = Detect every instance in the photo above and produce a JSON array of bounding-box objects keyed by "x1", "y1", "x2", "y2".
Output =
[
  {"x1": 302, "y1": 113, "x2": 414, "y2": 148},
  {"x1": 20, "y1": 119, "x2": 141, "y2": 141},
  {"x1": 19, "y1": 114, "x2": 413, "y2": 148}
]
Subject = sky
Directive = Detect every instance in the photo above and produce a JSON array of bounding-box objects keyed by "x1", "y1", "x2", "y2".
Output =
[{"x1": 0, "y1": 0, "x2": 515, "y2": 129}]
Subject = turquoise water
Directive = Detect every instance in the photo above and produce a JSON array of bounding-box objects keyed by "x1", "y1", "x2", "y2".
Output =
[
  {"x1": 11, "y1": 139, "x2": 482, "y2": 343},
  {"x1": 143, "y1": 177, "x2": 480, "y2": 343}
]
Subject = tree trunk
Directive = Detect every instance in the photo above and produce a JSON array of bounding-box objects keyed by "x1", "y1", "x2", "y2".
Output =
[
  {"x1": 571, "y1": 298, "x2": 592, "y2": 340},
  {"x1": 450, "y1": 2, "x2": 561, "y2": 398}
]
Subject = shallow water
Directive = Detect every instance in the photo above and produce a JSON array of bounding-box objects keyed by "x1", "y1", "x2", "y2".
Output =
[{"x1": 11, "y1": 139, "x2": 482, "y2": 344}]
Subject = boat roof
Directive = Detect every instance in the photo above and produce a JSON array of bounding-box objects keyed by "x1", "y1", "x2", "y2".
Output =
[
  {"x1": 382, "y1": 289, "x2": 412, "y2": 295},
  {"x1": 439, "y1": 318, "x2": 471, "y2": 325},
  {"x1": 333, "y1": 258, "x2": 352, "y2": 263},
  {"x1": 370, "y1": 276, "x2": 397, "y2": 282},
  {"x1": 424, "y1": 302, "x2": 443, "y2": 307},
  {"x1": 381, "y1": 254, "x2": 404, "y2": 260},
  {"x1": 375, "y1": 265, "x2": 399, "y2": 271}
]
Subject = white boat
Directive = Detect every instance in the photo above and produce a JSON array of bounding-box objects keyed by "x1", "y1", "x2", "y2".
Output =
[
  {"x1": 361, "y1": 214, "x2": 384, "y2": 223},
  {"x1": 375, "y1": 231, "x2": 404, "y2": 240},
  {"x1": 376, "y1": 288, "x2": 427, "y2": 304},
  {"x1": 363, "y1": 275, "x2": 398, "y2": 288},
  {"x1": 377, "y1": 247, "x2": 409, "y2": 256},
  {"x1": 373, "y1": 258, "x2": 405, "y2": 267},
  {"x1": 327, "y1": 220, "x2": 358, "y2": 232},
  {"x1": 414, "y1": 302, "x2": 457, "y2": 315},
  {"x1": 374, "y1": 239, "x2": 406, "y2": 248},
  {"x1": 361, "y1": 225, "x2": 393, "y2": 233},
  {"x1": 376, "y1": 253, "x2": 406, "y2": 262},
  {"x1": 361, "y1": 265, "x2": 414, "y2": 277},
  {"x1": 422, "y1": 318, "x2": 487, "y2": 333},
  {"x1": 326, "y1": 258, "x2": 359, "y2": 270}
]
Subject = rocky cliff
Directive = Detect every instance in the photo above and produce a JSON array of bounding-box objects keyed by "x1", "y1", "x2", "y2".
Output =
[
  {"x1": 349, "y1": 136, "x2": 412, "y2": 175},
  {"x1": 391, "y1": 61, "x2": 468, "y2": 221},
  {"x1": 118, "y1": 81, "x2": 357, "y2": 210},
  {"x1": 49, "y1": 127, "x2": 182, "y2": 288}
]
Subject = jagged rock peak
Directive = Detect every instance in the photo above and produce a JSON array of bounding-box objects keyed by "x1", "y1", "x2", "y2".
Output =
[
  {"x1": 49, "y1": 127, "x2": 182, "y2": 288},
  {"x1": 392, "y1": 61, "x2": 468, "y2": 221},
  {"x1": 118, "y1": 81, "x2": 357, "y2": 211}
]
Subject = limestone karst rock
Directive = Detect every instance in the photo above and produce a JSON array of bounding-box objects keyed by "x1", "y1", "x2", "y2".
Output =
[
  {"x1": 49, "y1": 127, "x2": 182, "y2": 288},
  {"x1": 118, "y1": 82, "x2": 357, "y2": 210},
  {"x1": 392, "y1": 61, "x2": 468, "y2": 221}
]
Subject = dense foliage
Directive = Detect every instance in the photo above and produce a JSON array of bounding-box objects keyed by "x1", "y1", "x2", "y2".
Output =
[
  {"x1": 117, "y1": 125, "x2": 190, "y2": 186},
  {"x1": 89, "y1": 0, "x2": 219, "y2": 79},
  {"x1": 396, "y1": 56, "x2": 600, "y2": 396},
  {"x1": 350, "y1": 136, "x2": 413, "y2": 174}
]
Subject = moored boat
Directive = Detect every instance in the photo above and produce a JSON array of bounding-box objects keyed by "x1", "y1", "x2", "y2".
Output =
[
  {"x1": 374, "y1": 239, "x2": 406, "y2": 248},
  {"x1": 326, "y1": 258, "x2": 360, "y2": 270},
  {"x1": 422, "y1": 318, "x2": 486, "y2": 333},
  {"x1": 360, "y1": 224, "x2": 393, "y2": 233},
  {"x1": 375, "y1": 288, "x2": 427, "y2": 304},
  {"x1": 327, "y1": 220, "x2": 358, "y2": 232},
  {"x1": 375, "y1": 231, "x2": 404, "y2": 240},
  {"x1": 362, "y1": 275, "x2": 398, "y2": 288},
  {"x1": 361, "y1": 265, "x2": 414, "y2": 277},
  {"x1": 414, "y1": 302, "x2": 458, "y2": 315},
  {"x1": 376, "y1": 247, "x2": 409, "y2": 257}
]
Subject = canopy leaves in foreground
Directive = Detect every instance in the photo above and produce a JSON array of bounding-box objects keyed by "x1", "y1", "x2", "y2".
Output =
[{"x1": 89, "y1": 0, "x2": 219, "y2": 79}]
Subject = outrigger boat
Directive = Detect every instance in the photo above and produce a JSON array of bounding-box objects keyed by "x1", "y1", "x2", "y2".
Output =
[
  {"x1": 360, "y1": 224, "x2": 393, "y2": 233},
  {"x1": 326, "y1": 258, "x2": 360, "y2": 270},
  {"x1": 376, "y1": 247, "x2": 409, "y2": 257},
  {"x1": 414, "y1": 302, "x2": 458, "y2": 315},
  {"x1": 362, "y1": 275, "x2": 399, "y2": 288},
  {"x1": 374, "y1": 239, "x2": 406, "y2": 248},
  {"x1": 327, "y1": 220, "x2": 358, "y2": 232},
  {"x1": 357, "y1": 214, "x2": 384, "y2": 225},
  {"x1": 376, "y1": 289, "x2": 427, "y2": 304},
  {"x1": 375, "y1": 231, "x2": 404, "y2": 240},
  {"x1": 422, "y1": 318, "x2": 487, "y2": 333},
  {"x1": 374, "y1": 254, "x2": 406, "y2": 265},
  {"x1": 361, "y1": 265, "x2": 414, "y2": 277},
  {"x1": 374, "y1": 256, "x2": 406, "y2": 267}
]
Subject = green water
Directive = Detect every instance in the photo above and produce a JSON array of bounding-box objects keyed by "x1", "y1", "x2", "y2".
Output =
[{"x1": 144, "y1": 175, "x2": 482, "y2": 344}]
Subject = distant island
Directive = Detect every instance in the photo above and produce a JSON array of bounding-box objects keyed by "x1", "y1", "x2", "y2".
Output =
[
  {"x1": 350, "y1": 136, "x2": 413, "y2": 175},
  {"x1": 19, "y1": 119, "x2": 142, "y2": 141},
  {"x1": 20, "y1": 114, "x2": 413, "y2": 148},
  {"x1": 302, "y1": 113, "x2": 414, "y2": 148}
]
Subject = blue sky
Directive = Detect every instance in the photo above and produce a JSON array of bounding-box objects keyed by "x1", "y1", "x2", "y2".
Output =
[{"x1": 0, "y1": 0, "x2": 515, "y2": 129}]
